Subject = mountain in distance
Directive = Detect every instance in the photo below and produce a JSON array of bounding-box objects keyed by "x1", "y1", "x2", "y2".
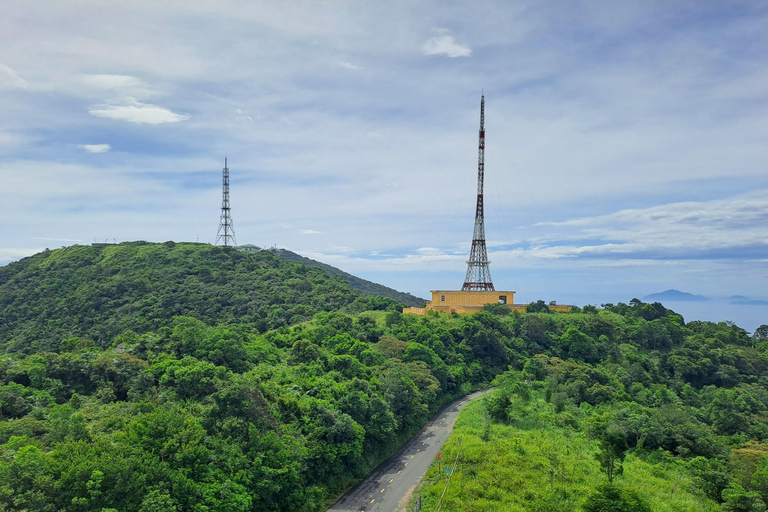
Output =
[
  {"x1": 265, "y1": 246, "x2": 424, "y2": 307},
  {"x1": 643, "y1": 289, "x2": 710, "y2": 302},
  {"x1": 728, "y1": 295, "x2": 768, "y2": 306}
]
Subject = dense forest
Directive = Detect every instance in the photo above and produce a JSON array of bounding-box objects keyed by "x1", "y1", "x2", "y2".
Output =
[
  {"x1": 0, "y1": 242, "x2": 400, "y2": 354},
  {"x1": 0, "y1": 244, "x2": 767, "y2": 511}
]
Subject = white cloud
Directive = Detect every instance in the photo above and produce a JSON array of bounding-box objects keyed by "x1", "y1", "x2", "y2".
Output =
[
  {"x1": 422, "y1": 34, "x2": 472, "y2": 58},
  {"x1": 30, "y1": 237, "x2": 82, "y2": 242},
  {"x1": 0, "y1": 131, "x2": 28, "y2": 152},
  {"x1": 338, "y1": 61, "x2": 362, "y2": 71},
  {"x1": 89, "y1": 99, "x2": 189, "y2": 125},
  {"x1": 416, "y1": 247, "x2": 445, "y2": 256},
  {"x1": 77, "y1": 144, "x2": 111, "y2": 154},
  {"x1": 300, "y1": 229, "x2": 321, "y2": 234},
  {"x1": 534, "y1": 190, "x2": 768, "y2": 254},
  {"x1": 0, "y1": 247, "x2": 41, "y2": 265},
  {"x1": 80, "y1": 74, "x2": 144, "y2": 90},
  {"x1": 1, "y1": 1, "x2": 767, "y2": 323},
  {"x1": 289, "y1": 190, "x2": 768, "y2": 275},
  {"x1": 0, "y1": 64, "x2": 28, "y2": 89}
]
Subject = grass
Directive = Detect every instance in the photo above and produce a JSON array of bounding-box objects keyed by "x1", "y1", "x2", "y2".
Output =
[{"x1": 410, "y1": 398, "x2": 721, "y2": 511}]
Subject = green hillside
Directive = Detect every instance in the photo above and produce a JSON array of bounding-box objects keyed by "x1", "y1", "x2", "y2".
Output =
[
  {"x1": 1, "y1": 242, "x2": 767, "y2": 512},
  {"x1": 0, "y1": 242, "x2": 399, "y2": 354},
  {"x1": 267, "y1": 247, "x2": 425, "y2": 307},
  {"x1": 414, "y1": 398, "x2": 721, "y2": 511},
  {"x1": 409, "y1": 306, "x2": 768, "y2": 511}
]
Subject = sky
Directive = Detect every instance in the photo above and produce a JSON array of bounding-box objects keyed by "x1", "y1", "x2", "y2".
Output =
[{"x1": 1, "y1": 1, "x2": 767, "y2": 331}]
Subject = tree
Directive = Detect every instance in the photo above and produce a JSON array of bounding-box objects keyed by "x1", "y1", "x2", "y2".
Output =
[
  {"x1": 287, "y1": 340, "x2": 323, "y2": 366},
  {"x1": 526, "y1": 300, "x2": 550, "y2": 313},
  {"x1": 587, "y1": 413, "x2": 629, "y2": 483},
  {"x1": 560, "y1": 326, "x2": 598, "y2": 363},
  {"x1": 754, "y1": 325, "x2": 768, "y2": 350},
  {"x1": 482, "y1": 302, "x2": 510, "y2": 315},
  {"x1": 139, "y1": 489, "x2": 178, "y2": 512},
  {"x1": 722, "y1": 484, "x2": 767, "y2": 512},
  {"x1": 688, "y1": 456, "x2": 732, "y2": 501},
  {"x1": 583, "y1": 484, "x2": 652, "y2": 512}
]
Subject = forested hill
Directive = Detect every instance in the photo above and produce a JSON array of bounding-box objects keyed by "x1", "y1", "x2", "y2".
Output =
[
  {"x1": 0, "y1": 241, "x2": 401, "y2": 354},
  {"x1": 1, "y1": 301, "x2": 768, "y2": 511},
  {"x1": 267, "y1": 247, "x2": 424, "y2": 307}
]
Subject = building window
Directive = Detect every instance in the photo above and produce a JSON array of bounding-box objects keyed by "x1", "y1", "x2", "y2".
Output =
[
  {"x1": 441, "y1": 295, "x2": 446, "y2": 302},
  {"x1": 498, "y1": 295, "x2": 507, "y2": 305}
]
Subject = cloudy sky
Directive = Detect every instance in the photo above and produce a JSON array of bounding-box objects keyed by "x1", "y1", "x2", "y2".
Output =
[{"x1": 1, "y1": 1, "x2": 766, "y2": 329}]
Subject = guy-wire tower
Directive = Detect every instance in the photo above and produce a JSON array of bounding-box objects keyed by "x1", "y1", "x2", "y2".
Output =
[
  {"x1": 461, "y1": 95, "x2": 494, "y2": 291},
  {"x1": 215, "y1": 157, "x2": 237, "y2": 247}
]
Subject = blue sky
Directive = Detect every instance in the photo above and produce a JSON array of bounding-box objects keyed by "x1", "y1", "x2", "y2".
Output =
[{"x1": 1, "y1": 1, "x2": 766, "y2": 330}]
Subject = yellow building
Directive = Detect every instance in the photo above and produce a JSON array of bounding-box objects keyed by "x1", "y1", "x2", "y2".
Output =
[{"x1": 404, "y1": 290, "x2": 572, "y2": 315}]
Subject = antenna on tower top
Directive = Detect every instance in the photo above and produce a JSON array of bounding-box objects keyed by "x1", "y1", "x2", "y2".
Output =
[
  {"x1": 461, "y1": 94, "x2": 494, "y2": 291},
  {"x1": 215, "y1": 157, "x2": 237, "y2": 247}
]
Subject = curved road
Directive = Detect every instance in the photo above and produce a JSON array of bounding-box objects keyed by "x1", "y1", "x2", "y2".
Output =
[{"x1": 327, "y1": 389, "x2": 490, "y2": 512}]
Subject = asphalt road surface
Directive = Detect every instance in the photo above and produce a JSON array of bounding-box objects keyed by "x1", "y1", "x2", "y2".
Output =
[{"x1": 327, "y1": 389, "x2": 490, "y2": 512}]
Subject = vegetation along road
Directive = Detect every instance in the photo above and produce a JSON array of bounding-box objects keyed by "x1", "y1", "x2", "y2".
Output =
[{"x1": 327, "y1": 389, "x2": 490, "y2": 512}]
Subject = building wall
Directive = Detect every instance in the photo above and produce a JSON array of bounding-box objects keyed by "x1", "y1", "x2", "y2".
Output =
[
  {"x1": 430, "y1": 290, "x2": 515, "y2": 308},
  {"x1": 403, "y1": 290, "x2": 572, "y2": 316},
  {"x1": 235, "y1": 244, "x2": 260, "y2": 253}
]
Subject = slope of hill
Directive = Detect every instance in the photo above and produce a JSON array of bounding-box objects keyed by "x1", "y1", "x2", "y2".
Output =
[
  {"x1": 643, "y1": 289, "x2": 709, "y2": 302},
  {"x1": 0, "y1": 242, "x2": 400, "y2": 354},
  {"x1": 267, "y1": 247, "x2": 424, "y2": 307}
]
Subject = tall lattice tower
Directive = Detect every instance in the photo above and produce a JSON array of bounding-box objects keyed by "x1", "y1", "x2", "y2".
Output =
[
  {"x1": 215, "y1": 157, "x2": 237, "y2": 247},
  {"x1": 461, "y1": 95, "x2": 494, "y2": 291}
]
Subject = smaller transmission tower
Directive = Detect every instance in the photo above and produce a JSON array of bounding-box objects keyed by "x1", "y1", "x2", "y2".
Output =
[
  {"x1": 215, "y1": 157, "x2": 237, "y2": 247},
  {"x1": 462, "y1": 95, "x2": 494, "y2": 291}
]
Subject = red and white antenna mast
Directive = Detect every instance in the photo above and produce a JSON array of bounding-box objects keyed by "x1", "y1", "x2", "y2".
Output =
[{"x1": 462, "y1": 95, "x2": 494, "y2": 291}]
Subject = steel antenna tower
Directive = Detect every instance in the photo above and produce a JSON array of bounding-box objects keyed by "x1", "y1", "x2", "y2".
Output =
[
  {"x1": 215, "y1": 157, "x2": 237, "y2": 247},
  {"x1": 461, "y1": 95, "x2": 495, "y2": 291}
]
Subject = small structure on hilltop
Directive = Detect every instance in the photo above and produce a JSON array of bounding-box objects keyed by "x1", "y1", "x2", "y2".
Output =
[
  {"x1": 405, "y1": 95, "x2": 571, "y2": 316},
  {"x1": 235, "y1": 244, "x2": 260, "y2": 254}
]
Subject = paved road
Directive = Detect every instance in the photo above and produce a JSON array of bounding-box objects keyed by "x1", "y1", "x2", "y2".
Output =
[{"x1": 327, "y1": 389, "x2": 490, "y2": 512}]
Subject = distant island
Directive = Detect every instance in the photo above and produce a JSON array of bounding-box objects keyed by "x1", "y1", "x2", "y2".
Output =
[
  {"x1": 643, "y1": 289, "x2": 709, "y2": 302},
  {"x1": 730, "y1": 296, "x2": 768, "y2": 306},
  {"x1": 642, "y1": 291, "x2": 768, "y2": 306}
]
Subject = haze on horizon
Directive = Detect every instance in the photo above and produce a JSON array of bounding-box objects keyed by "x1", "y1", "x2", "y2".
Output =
[{"x1": 1, "y1": 1, "x2": 766, "y2": 330}]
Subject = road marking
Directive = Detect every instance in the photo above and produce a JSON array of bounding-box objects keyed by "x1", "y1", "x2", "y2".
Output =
[
  {"x1": 381, "y1": 489, "x2": 385, "y2": 493},
  {"x1": 417, "y1": 449, "x2": 420, "y2": 452},
  {"x1": 422, "y1": 442, "x2": 425, "y2": 445},
  {"x1": 390, "y1": 479, "x2": 393, "y2": 483},
  {"x1": 411, "y1": 455, "x2": 414, "y2": 459},
  {"x1": 427, "y1": 437, "x2": 430, "y2": 440},
  {"x1": 405, "y1": 463, "x2": 408, "y2": 466},
  {"x1": 371, "y1": 499, "x2": 375, "y2": 504},
  {"x1": 398, "y1": 470, "x2": 401, "y2": 474}
]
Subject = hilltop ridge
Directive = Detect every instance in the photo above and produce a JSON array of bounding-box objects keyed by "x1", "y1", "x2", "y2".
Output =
[
  {"x1": 0, "y1": 241, "x2": 402, "y2": 353},
  {"x1": 265, "y1": 247, "x2": 424, "y2": 307}
]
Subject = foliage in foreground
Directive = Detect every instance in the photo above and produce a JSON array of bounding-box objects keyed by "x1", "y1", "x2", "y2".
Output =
[
  {"x1": 1, "y1": 272, "x2": 767, "y2": 511},
  {"x1": 0, "y1": 309, "x2": 506, "y2": 512},
  {"x1": 413, "y1": 392, "x2": 719, "y2": 511},
  {"x1": 409, "y1": 301, "x2": 768, "y2": 511}
]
